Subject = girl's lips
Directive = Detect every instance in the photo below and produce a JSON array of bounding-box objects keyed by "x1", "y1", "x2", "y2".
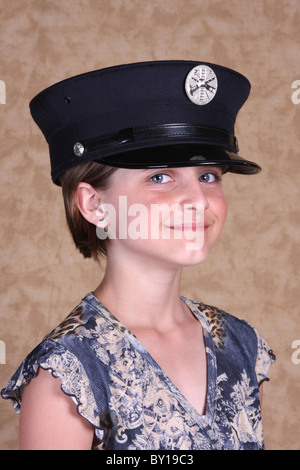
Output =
[{"x1": 166, "y1": 223, "x2": 211, "y2": 231}]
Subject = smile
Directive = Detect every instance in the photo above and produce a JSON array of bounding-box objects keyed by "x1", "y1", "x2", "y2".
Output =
[{"x1": 166, "y1": 223, "x2": 211, "y2": 231}]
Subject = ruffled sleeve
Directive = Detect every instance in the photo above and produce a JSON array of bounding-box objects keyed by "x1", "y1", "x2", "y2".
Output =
[
  {"x1": 254, "y1": 330, "x2": 276, "y2": 385},
  {"x1": 1, "y1": 339, "x2": 102, "y2": 431}
]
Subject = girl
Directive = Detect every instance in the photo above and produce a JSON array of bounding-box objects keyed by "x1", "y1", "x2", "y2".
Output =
[{"x1": 1, "y1": 61, "x2": 275, "y2": 450}]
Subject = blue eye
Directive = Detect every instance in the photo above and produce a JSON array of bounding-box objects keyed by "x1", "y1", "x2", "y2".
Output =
[
  {"x1": 149, "y1": 173, "x2": 172, "y2": 184},
  {"x1": 199, "y1": 172, "x2": 221, "y2": 183}
]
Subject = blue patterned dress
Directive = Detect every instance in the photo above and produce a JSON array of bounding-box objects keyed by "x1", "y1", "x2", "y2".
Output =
[{"x1": 1, "y1": 293, "x2": 275, "y2": 450}]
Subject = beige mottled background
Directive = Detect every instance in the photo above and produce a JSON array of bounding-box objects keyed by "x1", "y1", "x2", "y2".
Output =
[{"x1": 0, "y1": 0, "x2": 299, "y2": 450}]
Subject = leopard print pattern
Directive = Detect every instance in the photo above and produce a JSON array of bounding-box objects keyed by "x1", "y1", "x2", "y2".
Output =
[
  {"x1": 43, "y1": 304, "x2": 85, "y2": 342},
  {"x1": 195, "y1": 303, "x2": 226, "y2": 350}
]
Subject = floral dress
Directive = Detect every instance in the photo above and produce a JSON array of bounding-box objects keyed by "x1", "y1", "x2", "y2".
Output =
[{"x1": 1, "y1": 293, "x2": 275, "y2": 450}]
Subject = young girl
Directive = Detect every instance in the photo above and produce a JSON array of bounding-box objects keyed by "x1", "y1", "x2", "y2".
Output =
[{"x1": 1, "y1": 61, "x2": 275, "y2": 450}]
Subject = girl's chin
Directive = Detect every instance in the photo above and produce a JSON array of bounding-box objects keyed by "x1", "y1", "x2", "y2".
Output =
[
  {"x1": 105, "y1": 234, "x2": 219, "y2": 269},
  {"x1": 137, "y1": 243, "x2": 212, "y2": 269}
]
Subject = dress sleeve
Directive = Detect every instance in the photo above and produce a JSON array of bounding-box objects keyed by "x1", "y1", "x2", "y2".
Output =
[
  {"x1": 254, "y1": 330, "x2": 276, "y2": 385},
  {"x1": 1, "y1": 339, "x2": 102, "y2": 431}
]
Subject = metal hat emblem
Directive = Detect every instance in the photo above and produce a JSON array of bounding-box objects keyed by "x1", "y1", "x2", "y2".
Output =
[{"x1": 185, "y1": 65, "x2": 218, "y2": 105}]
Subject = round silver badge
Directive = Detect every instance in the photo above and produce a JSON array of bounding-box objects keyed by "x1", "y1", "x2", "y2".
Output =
[{"x1": 185, "y1": 65, "x2": 218, "y2": 105}]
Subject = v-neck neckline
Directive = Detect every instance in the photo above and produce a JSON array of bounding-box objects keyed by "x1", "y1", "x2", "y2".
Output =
[{"x1": 85, "y1": 292, "x2": 217, "y2": 427}]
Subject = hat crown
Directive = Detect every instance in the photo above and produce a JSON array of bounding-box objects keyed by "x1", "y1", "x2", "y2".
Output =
[
  {"x1": 30, "y1": 60, "x2": 250, "y2": 139},
  {"x1": 29, "y1": 60, "x2": 260, "y2": 184}
]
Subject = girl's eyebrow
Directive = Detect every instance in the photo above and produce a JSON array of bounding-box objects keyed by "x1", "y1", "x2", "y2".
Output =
[
  {"x1": 136, "y1": 168, "x2": 168, "y2": 175},
  {"x1": 137, "y1": 168, "x2": 165, "y2": 172}
]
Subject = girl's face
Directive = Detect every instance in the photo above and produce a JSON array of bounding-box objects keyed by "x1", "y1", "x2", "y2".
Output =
[{"x1": 98, "y1": 165, "x2": 227, "y2": 269}]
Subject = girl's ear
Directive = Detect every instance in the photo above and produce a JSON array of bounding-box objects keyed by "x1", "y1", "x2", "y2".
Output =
[{"x1": 76, "y1": 182, "x2": 101, "y2": 226}]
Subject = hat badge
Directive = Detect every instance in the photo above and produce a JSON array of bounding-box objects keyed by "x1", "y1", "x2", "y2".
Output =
[{"x1": 185, "y1": 65, "x2": 218, "y2": 105}]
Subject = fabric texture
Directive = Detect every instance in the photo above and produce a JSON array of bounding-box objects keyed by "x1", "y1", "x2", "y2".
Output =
[{"x1": 1, "y1": 293, "x2": 275, "y2": 450}]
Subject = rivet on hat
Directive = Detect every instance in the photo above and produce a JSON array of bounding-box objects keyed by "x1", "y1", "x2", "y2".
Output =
[{"x1": 73, "y1": 142, "x2": 85, "y2": 157}]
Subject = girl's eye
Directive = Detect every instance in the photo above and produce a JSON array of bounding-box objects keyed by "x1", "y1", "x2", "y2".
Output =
[
  {"x1": 149, "y1": 173, "x2": 172, "y2": 184},
  {"x1": 199, "y1": 172, "x2": 221, "y2": 183}
]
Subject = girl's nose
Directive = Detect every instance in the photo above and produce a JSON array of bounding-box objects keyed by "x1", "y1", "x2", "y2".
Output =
[{"x1": 181, "y1": 176, "x2": 209, "y2": 211}]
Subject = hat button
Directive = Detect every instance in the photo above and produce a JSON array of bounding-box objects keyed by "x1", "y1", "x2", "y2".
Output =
[{"x1": 73, "y1": 142, "x2": 85, "y2": 157}]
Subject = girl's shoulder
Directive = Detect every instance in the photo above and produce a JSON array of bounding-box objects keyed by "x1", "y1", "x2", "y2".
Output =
[
  {"x1": 184, "y1": 296, "x2": 276, "y2": 384},
  {"x1": 183, "y1": 296, "x2": 257, "y2": 349}
]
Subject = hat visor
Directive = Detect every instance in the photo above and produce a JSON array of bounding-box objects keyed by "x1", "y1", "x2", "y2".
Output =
[{"x1": 95, "y1": 144, "x2": 261, "y2": 175}]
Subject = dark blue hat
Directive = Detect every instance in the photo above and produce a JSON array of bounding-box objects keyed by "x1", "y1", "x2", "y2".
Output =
[{"x1": 30, "y1": 60, "x2": 261, "y2": 185}]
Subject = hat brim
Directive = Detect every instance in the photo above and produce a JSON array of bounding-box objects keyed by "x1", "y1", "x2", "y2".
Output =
[{"x1": 95, "y1": 144, "x2": 261, "y2": 175}]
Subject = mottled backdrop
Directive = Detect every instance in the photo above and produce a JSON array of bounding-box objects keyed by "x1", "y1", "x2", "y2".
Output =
[{"x1": 0, "y1": 0, "x2": 299, "y2": 450}]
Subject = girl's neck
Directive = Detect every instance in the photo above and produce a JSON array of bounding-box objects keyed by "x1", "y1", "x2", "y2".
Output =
[{"x1": 93, "y1": 252, "x2": 187, "y2": 332}]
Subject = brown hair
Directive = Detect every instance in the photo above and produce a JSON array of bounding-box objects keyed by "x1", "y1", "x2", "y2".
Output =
[{"x1": 59, "y1": 161, "x2": 118, "y2": 261}]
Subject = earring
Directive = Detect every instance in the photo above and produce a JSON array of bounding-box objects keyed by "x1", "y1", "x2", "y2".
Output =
[
  {"x1": 98, "y1": 217, "x2": 106, "y2": 226},
  {"x1": 97, "y1": 204, "x2": 108, "y2": 230}
]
